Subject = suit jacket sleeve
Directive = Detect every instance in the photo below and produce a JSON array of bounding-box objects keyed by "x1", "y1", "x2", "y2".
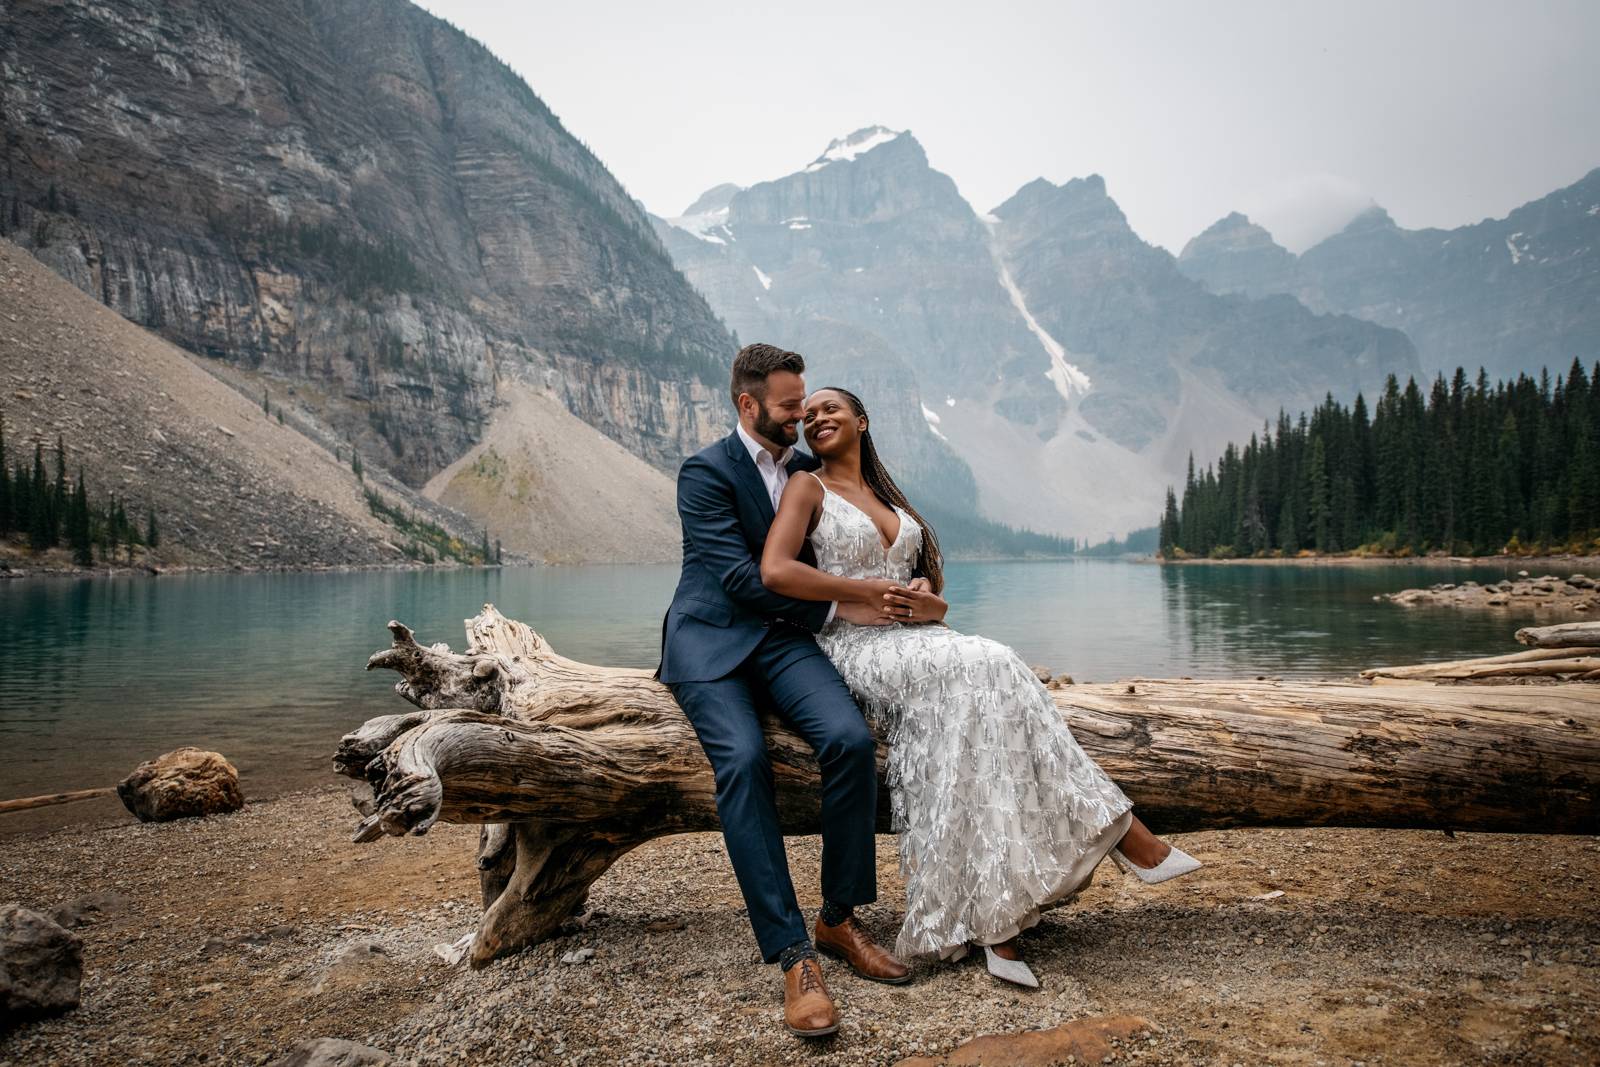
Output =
[{"x1": 677, "y1": 456, "x2": 832, "y2": 632}]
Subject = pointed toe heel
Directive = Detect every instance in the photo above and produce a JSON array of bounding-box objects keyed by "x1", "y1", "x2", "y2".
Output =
[
  {"x1": 982, "y1": 945, "x2": 1040, "y2": 989},
  {"x1": 1110, "y1": 844, "x2": 1202, "y2": 884}
]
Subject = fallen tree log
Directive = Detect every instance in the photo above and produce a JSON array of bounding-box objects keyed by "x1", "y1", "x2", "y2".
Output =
[
  {"x1": 1361, "y1": 646, "x2": 1600, "y2": 681},
  {"x1": 336, "y1": 605, "x2": 1600, "y2": 967},
  {"x1": 1519, "y1": 621, "x2": 1600, "y2": 649}
]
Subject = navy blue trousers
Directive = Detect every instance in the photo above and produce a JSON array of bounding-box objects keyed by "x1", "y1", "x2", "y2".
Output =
[{"x1": 669, "y1": 626, "x2": 879, "y2": 963}]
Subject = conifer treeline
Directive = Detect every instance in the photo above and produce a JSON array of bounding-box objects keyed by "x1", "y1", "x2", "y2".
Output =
[
  {"x1": 0, "y1": 414, "x2": 156, "y2": 565},
  {"x1": 1158, "y1": 360, "x2": 1600, "y2": 559}
]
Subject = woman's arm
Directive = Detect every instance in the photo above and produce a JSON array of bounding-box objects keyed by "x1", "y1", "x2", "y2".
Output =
[{"x1": 761, "y1": 475, "x2": 896, "y2": 606}]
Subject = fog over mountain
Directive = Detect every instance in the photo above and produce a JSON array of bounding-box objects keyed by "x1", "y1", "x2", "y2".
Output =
[{"x1": 1179, "y1": 169, "x2": 1600, "y2": 382}]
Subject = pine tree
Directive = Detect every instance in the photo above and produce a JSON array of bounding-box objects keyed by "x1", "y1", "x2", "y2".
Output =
[
  {"x1": 146, "y1": 508, "x2": 159, "y2": 549},
  {"x1": 71, "y1": 469, "x2": 92, "y2": 566},
  {"x1": 352, "y1": 451, "x2": 364, "y2": 482},
  {"x1": 1158, "y1": 488, "x2": 1180, "y2": 558},
  {"x1": 1308, "y1": 437, "x2": 1331, "y2": 553},
  {"x1": 28, "y1": 442, "x2": 50, "y2": 550},
  {"x1": 50, "y1": 436, "x2": 66, "y2": 547},
  {"x1": 1277, "y1": 492, "x2": 1299, "y2": 554},
  {"x1": 494, "y1": 539, "x2": 502, "y2": 565},
  {"x1": 480, "y1": 527, "x2": 491, "y2": 564}
]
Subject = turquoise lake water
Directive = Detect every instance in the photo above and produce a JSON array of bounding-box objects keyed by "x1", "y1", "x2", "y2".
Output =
[{"x1": 0, "y1": 558, "x2": 1578, "y2": 832}]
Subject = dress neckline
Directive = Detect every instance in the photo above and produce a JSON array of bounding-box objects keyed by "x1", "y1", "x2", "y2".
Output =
[{"x1": 808, "y1": 471, "x2": 904, "y2": 553}]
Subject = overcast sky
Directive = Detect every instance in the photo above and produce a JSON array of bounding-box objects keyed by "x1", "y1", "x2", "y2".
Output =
[{"x1": 416, "y1": 0, "x2": 1600, "y2": 253}]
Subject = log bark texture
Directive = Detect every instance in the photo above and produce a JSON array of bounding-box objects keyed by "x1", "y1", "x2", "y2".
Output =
[
  {"x1": 336, "y1": 605, "x2": 1600, "y2": 967},
  {"x1": 1518, "y1": 622, "x2": 1600, "y2": 649}
]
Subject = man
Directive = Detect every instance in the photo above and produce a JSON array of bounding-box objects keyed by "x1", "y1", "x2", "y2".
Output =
[{"x1": 658, "y1": 343, "x2": 911, "y2": 1038}]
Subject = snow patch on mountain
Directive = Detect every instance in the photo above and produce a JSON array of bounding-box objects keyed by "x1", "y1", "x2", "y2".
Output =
[
  {"x1": 752, "y1": 265, "x2": 772, "y2": 291},
  {"x1": 920, "y1": 402, "x2": 948, "y2": 441},
  {"x1": 804, "y1": 127, "x2": 904, "y2": 172},
  {"x1": 666, "y1": 206, "x2": 732, "y2": 245},
  {"x1": 1506, "y1": 232, "x2": 1527, "y2": 265},
  {"x1": 982, "y1": 223, "x2": 1092, "y2": 401}
]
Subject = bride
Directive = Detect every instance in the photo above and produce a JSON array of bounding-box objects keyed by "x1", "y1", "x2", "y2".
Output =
[{"x1": 760, "y1": 386, "x2": 1200, "y2": 987}]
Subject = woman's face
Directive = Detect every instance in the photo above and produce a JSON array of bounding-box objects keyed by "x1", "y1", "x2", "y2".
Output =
[{"x1": 803, "y1": 390, "x2": 864, "y2": 457}]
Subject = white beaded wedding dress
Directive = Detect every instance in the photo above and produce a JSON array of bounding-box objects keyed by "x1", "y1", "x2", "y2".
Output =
[{"x1": 806, "y1": 475, "x2": 1135, "y2": 960}]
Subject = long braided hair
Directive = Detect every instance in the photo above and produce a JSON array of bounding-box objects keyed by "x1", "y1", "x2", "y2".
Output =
[{"x1": 817, "y1": 387, "x2": 945, "y2": 594}]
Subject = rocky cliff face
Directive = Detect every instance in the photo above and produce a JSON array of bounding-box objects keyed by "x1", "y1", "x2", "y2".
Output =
[
  {"x1": 659, "y1": 130, "x2": 1419, "y2": 541},
  {"x1": 0, "y1": 0, "x2": 734, "y2": 487},
  {"x1": 1177, "y1": 169, "x2": 1600, "y2": 380}
]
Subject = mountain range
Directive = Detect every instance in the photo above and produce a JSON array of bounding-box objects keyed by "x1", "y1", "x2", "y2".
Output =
[
  {"x1": 1177, "y1": 168, "x2": 1600, "y2": 382},
  {"x1": 2, "y1": 0, "x2": 1594, "y2": 556},
  {"x1": 657, "y1": 127, "x2": 1421, "y2": 541}
]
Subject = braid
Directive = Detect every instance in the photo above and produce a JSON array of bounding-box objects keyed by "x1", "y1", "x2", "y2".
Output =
[{"x1": 820, "y1": 387, "x2": 944, "y2": 594}]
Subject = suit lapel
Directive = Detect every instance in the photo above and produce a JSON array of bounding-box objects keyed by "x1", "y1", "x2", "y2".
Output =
[{"x1": 723, "y1": 432, "x2": 776, "y2": 525}]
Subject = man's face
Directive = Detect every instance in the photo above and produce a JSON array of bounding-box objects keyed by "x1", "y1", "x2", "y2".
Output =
[{"x1": 742, "y1": 370, "x2": 805, "y2": 450}]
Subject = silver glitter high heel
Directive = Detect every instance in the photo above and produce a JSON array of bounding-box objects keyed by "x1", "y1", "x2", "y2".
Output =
[
  {"x1": 1110, "y1": 843, "x2": 1202, "y2": 884},
  {"x1": 982, "y1": 944, "x2": 1040, "y2": 988}
]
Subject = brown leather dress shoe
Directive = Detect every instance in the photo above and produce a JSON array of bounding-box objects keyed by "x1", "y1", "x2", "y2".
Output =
[
  {"x1": 783, "y1": 957, "x2": 839, "y2": 1037},
  {"x1": 814, "y1": 914, "x2": 912, "y2": 985}
]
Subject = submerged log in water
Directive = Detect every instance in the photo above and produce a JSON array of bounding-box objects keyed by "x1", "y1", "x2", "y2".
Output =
[{"x1": 335, "y1": 605, "x2": 1600, "y2": 966}]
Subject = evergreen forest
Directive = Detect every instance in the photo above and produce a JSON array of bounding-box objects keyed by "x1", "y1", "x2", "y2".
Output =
[
  {"x1": 0, "y1": 416, "x2": 156, "y2": 565},
  {"x1": 1157, "y1": 360, "x2": 1600, "y2": 559}
]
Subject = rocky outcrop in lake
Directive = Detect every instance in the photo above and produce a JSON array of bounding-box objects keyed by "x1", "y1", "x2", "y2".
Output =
[{"x1": 1383, "y1": 573, "x2": 1598, "y2": 612}]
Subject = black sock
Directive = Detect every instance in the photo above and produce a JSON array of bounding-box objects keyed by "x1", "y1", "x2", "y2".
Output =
[
  {"x1": 819, "y1": 899, "x2": 853, "y2": 926},
  {"x1": 778, "y1": 939, "x2": 816, "y2": 971}
]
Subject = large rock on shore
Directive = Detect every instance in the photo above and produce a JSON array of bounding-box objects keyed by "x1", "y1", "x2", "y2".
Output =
[
  {"x1": 266, "y1": 1038, "x2": 394, "y2": 1067},
  {"x1": 0, "y1": 905, "x2": 84, "y2": 1028},
  {"x1": 895, "y1": 1015, "x2": 1155, "y2": 1066},
  {"x1": 116, "y1": 748, "x2": 244, "y2": 822}
]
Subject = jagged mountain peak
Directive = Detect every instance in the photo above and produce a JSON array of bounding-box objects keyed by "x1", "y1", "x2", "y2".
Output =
[
  {"x1": 682, "y1": 182, "x2": 744, "y2": 217},
  {"x1": 991, "y1": 173, "x2": 1126, "y2": 231},
  {"x1": 1179, "y1": 212, "x2": 1290, "y2": 262},
  {"x1": 803, "y1": 126, "x2": 912, "y2": 172},
  {"x1": 1336, "y1": 203, "x2": 1396, "y2": 235}
]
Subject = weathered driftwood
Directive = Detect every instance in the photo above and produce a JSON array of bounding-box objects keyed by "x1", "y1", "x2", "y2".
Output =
[
  {"x1": 336, "y1": 606, "x2": 1600, "y2": 967},
  {"x1": 1361, "y1": 646, "x2": 1600, "y2": 681},
  {"x1": 1519, "y1": 621, "x2": 1600, "y2": 649},
  {"x1": 0, "y1": 787, "x2": 115, "y2": 815}
]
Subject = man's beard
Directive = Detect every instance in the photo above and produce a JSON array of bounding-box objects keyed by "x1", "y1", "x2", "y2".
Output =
[{"x1": 753, "y1": 404, "x2": 798, "y2": 448}]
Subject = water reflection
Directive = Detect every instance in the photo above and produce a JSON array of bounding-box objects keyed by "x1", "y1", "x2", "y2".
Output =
[{"x1": 0, "y1": 558, "x2": 1577, "y2": 818}]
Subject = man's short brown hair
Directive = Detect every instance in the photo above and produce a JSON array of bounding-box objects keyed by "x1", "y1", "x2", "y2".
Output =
[{"x1": 730, "y1": 343, "x2": 805, "y2": 406}]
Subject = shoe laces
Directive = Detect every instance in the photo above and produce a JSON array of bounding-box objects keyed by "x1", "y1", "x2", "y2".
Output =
[{"x1": 798, "y1": 959, "x2": 824, "y2": 995}]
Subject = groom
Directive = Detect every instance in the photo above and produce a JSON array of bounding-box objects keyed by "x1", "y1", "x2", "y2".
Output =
[{"x1": 658, "y1": 343, "x2": 910, "y2": 1037}]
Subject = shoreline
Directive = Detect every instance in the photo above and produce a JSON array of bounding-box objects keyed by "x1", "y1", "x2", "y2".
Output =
[{"x1": 1148, "y1": 552, "x2": 1600, "y2": 569}]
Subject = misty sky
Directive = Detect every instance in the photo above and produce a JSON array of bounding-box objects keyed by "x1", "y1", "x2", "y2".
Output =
[{"x1": 416, "y1": 0, "x2": 1600, "y2": 253}]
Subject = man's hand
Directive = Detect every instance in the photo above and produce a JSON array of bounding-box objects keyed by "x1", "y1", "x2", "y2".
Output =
[
  {"x1": 835, "y1": 600, "x2": 893, "y2": 626},
  {"x1": 882, "y1": 584, "x2": 947, "y2": 624},
  {"x1": 906, "y1": 578, "x2": 933, "y2": 593}
]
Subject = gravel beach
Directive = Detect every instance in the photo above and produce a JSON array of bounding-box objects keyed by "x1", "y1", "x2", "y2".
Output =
[{"x1": 1, "y1": 787, "x2": 1596, "y2": 1066}]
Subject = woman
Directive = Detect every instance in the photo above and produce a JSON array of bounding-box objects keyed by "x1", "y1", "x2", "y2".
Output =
[{"x1": 760, "y1": 387, "x2": 1200, "y2": 987}]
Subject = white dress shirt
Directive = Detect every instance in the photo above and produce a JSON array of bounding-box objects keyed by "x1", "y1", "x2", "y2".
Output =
[{"x1": 735, "y1": 422, "x2": 835, "y2": 623}]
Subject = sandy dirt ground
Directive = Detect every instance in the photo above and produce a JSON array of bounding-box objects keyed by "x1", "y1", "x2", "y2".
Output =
[{"x1": 1, "y1": 788, "x2": 1595, "y2": 1066}]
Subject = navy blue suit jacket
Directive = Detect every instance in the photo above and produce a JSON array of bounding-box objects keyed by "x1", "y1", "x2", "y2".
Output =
[{"x1": 657, "y1": 432, "x2": 832, "y2": 684}]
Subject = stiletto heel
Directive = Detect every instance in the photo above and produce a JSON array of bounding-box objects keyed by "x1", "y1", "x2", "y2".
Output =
[
  {"x1": 982, "y1": 945, "x2": 1040, "y2": 988},
  {"x1": 1110, "y1": 844, "x2": 1202, "y2": 884}
]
